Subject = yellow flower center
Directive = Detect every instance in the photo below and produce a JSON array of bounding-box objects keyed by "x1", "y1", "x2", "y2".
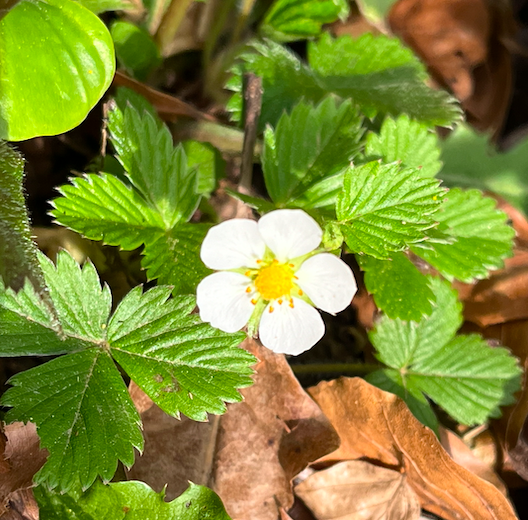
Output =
[{"x1": 254, "y1": 262, "x2": 294, "y2": 301}]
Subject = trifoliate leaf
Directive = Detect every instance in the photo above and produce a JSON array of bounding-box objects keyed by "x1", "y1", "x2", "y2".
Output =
[
  {"x1": 108, "y1": 100, "x2": 199, "y2": 229},
  {"x1": 141, "y1": 223, "x2": 211, "y2": 294},
  {"x1": 226, "y1": 35, "x2": 461, "y2": 129},
  {"x1": 51, "y1": 173, "x2": 165, "y2": 250},
  {"x1": 369, "y1": 277, "x2": 522, "y2": 426},
  {"x1": 1, "y1": 249, "x2": 252, "y2": 491},
  {"x1": 309, "y1": 33, "x2": 461, "y2": 125},
  {"x1": 38, "y1": 252, "x2": 111, "y2": 342},
  {"x1": 358, "y1": 252, "x2": 435, "y2": 321},
  {"x1": 108, "y1": 286, "x2": 254, "y2": 421},
  {"x1": 1, "y1": 349, "x2": 143, "y2": 491},
  {"x1": 35, "y1": 480, "x2": 232, "y2": 520},
  {"x1": 0, "y1": 142, "x2": 47, "y2": 293},
  {"x1": 0, "y1": 0, "x2": 115, "y2": 140},
  {"x1": 183, "y1": 140, "x2": 225, "y2": 196},
  {"x1": 441, "y1": 123, "x2": 528, "y2": 215},
  {"x1": 260, "y1": 0, "x2": 349, "y2": 42},
  {"x1": 365, "y1": 114, "x2": 442, "y2": 177},
  {"x1": 262, "y1": 97, "x2": 364, "y2": 205},
  {"x1": 411, "y1": 188, "x2": 515, "y2": 282},
  {"x1": 336, "y1": 162, "x2": 445, "y2": 258}
]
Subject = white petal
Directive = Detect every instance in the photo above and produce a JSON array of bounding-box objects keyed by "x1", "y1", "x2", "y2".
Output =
[
  {"x1": 296, "y1": 253, "x2": 357, "y2": 314},
  {"x1": 197, "y1": 272, "x2": 254, "y2": 333},
  {"x1": 201, "y1": 219, "x2": 266, "y2": 270},
  {"x1": 259, "y1": 298, "x2": 324, "y2": 356},
  {"x1": 258, "y1": 209, "x2": 322, "y2": 262}
]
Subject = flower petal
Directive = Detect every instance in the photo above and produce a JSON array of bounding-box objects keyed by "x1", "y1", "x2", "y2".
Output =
[
  {"x1": 201, "y1": 219, "x2": 266, "y2": 270},
  {"x1": 197, "y1": 272, "x2": 254, "y2": 333},
  {"x1": 259, "y1": 298, "x2": 324, "y2": 355},
  {"x1": 258, "y1": 209, "x2": 322, "y2": 262},
  {"x1": 296, "y1": 253, "x2": 357, "y2": 314}
]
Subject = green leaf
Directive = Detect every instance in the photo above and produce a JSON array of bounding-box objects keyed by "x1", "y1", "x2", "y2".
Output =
[
  {"x1": 358, "y1": 252, "x2": 435, "y2": 320},
  {"x1": 108, "y1": 286, "x2": 254, "y2": 421},
  {"x1": 35, "y1": 480, "x2": 232, "y2": 520},
  {"x1": 183, "y1": 140, "x2": 225, "y2": 196},
  {"x1": 260, "y1": 0, "x2": 349, "y2": 42},
  {"x1": 262, "y1": 97, "x2": 364, "y2": 205},
  {"x1": 142, "y1": 223, "x2": 211, "y2": 294},
  {"x1": 441, "y1": 123, "x2": 528, "y2": 215},
  {"x1": 0, "y1": 0, "x2": 115, "y2": 140},
  {"x1": 365, "y1": 114, "x2": 442, "y2": 177},
  {"x1": 369, "y1": 277, "x2": 522, "y2": 426},
  {"x1": 225, "y1": 189, "x2": 277, "y2": 214},
  {"x1": 1, "y1": 349, "x2": 143, "y2": 490},
  {"x1": 411, "y1": 188, "x2": 515, "y2": 282},
  {"x1": 0, "y1": 277, "x2": 85, "y2": 356},
  {"x1": 336, "y1": 161, "x2": 445, "y2": 258},
  {"x1": 38, "y1": 252, "x2": 111, "y2": 342},
  {"x1": 111, "y1": 20, "x2": 161, "y2": 81},
  {"x1": 108, "y1": 100, "x2": 200, "y2": 228},
  {"x1": 226, "y1": 35, "x2": 460, "y2": 130},
  {"x1": 309, "y1": 33, "x2": 460, "y2": 126},
  {"x1": 74, "y1": 0, "x2": 131, "y2": 13},
  {"x1": 51, "y1": 173, "x2": 165, "y2": 250},
  {"x1": 0, "y1": 142, "x2": 48, "y2": 293}
]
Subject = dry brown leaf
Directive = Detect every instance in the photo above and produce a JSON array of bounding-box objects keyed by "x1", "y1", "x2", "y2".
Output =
[
  {"x1": 213, "y1": 339, "x2": 340, "y2": 520},
  {"x1": 309, "y1": 377, "x2": 518, "y2": 520},
  {"x1": 0, "y1": 423, "x2": 47, "y2": 516},
  {"x1": 295, "y1": 460, "x2": 420, "y2": 520},
  {"x1": 128, "y1": 339, "x2": 339, "y2": 520},
  {"x1": 439, "y1": 427, "x2": 506, "y2": 494},
  {"x1": 126, "y1": 382, "x2": 217, "y2": 499},
  {"x1": 1, "y1": 489, "x2": 39, "y2": 520},
  {"x1": 389, "y1": 0, "x2": 514, "y2": 135}
]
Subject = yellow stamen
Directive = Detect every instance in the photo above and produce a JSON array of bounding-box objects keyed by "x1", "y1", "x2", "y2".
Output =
[
  {"x1": 298, "y1": 289, "x2": 303, "y2": 296},
  {"x1": 246, "y1": 286, "x2": 252, "y2": 293},
  {"x1": 278, "y1": 299, "x2": 283, "y2": 304},
  {"x1": 251, "y1": 298, "x2": 258, "y2": 305},
  {"x1": 269, "y1": 305, "x2": 274, "y2": 313},
  {"x1": 254, "y1": 262, "x2": 295, "y2": 300},
  {"x1": 289, "y1": 299, "x2": 294, "y2": 308}
]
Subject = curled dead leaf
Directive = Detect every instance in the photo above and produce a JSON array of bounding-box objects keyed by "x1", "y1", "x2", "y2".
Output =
[
  {"x1": 309, "y1": 377, "x2": 518, "y2": 520},
  {"x1": 295, "y1": 460, "x2": 420, "y2": 520}
]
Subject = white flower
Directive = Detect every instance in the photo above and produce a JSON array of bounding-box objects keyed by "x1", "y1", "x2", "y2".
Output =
[{"x1": 197, "y1": 209, "x2": 357, "y2": 355}]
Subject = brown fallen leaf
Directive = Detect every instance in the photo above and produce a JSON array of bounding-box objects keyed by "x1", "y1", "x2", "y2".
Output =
[
  {"x1": 295, "y1": 460, "x2": 420, "y2": 520},
  {"x1": 439, "y1": 427, "x2": 506, "y2": 494},
  {"x1": 0, "y1": 423, "x2": 47, "y2": 516},
  {"x1": 309, "y1": 377, "x2": 518, "y2": 520},
  {"x1": 389, "y1": 0, "x2": 515, "y2": 135},
  {"x1": 1, "y1": 489, "x2": 39, "y2": 520},
  {"x1": 128, "y1": 339, "x2": 339, "y2": 520}
]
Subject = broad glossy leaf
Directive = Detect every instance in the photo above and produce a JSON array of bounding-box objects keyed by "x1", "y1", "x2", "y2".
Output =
[
  {"x1": 369, "y1": 277, "x2": 522, "y2": 425},
  {"x1": 75, "y1": 0, "x2": 131, "y2": 13},
  {"x1": 35, "y1": 480, "x2": 232, "y2": 520},
  {"x1": 51, "y1": 173, "x2": 165, "y2": 250},
  {"x1": 365, "y1": 114, "x2": 442, "y2": 177},
  {"x1": 260, "y1": 0, "x2": 349, "y2": 42},
  {"x1": 39, "y1": 251, "x2": 111, "y2": 342},
  {"x1": 141, "y1": 223, "x2": 211, "y2": 294},
  {"x1": 108, "y1": 101, "x2": 200, "y2": 228},
  {"x1": 0, "y1": 0, "x2": 115, "y2": 140},
  {"x1": 336, "y1": 162, "x2": 445, "y2": 258},
  {"x1": 262, "y1": 97, "x2": 364, "y2": 205},
  {"x1": 358, "y1": 252, "x2": 435, "y2": 320},
  {"x1": 0, "y1": 142, "x2": 48, "y2": 292},
  {"x1": 411, "y1": 188, "x2": 515, "y2": 282},
  {"x1": 1, "y1": 349, "x2": 143, "y2": 490},
  {"x1": 108, "y1": 286, "x2": 255, "y2": 421}
]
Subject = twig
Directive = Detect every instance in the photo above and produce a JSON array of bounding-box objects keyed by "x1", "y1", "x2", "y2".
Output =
[{"x1": 239, "y1": 73, "x2": 263, "y2": 191}]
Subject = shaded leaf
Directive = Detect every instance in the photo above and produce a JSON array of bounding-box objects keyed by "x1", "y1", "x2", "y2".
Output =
[
  {"x1": 358, "y1": 252, "x2": 435, "y2": 320},
  {"x1": 365, "y1": 114, "x2": 442, "y2": 177},
  {"x1": 309, "y1": 377, "x2": 518, "y2": 520},
  {"x1": 295, "y1": 460, "x2": 420, "y2": 520},
  {"x1": 336, "y1": 161, "x2": 445, "y2": 258},
  {"x1": 0, "y1": 0, "x2": 114, "y2": 140},
  {"x1": 411, "y1": 188, "x2": 515, "y2": 282}
]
